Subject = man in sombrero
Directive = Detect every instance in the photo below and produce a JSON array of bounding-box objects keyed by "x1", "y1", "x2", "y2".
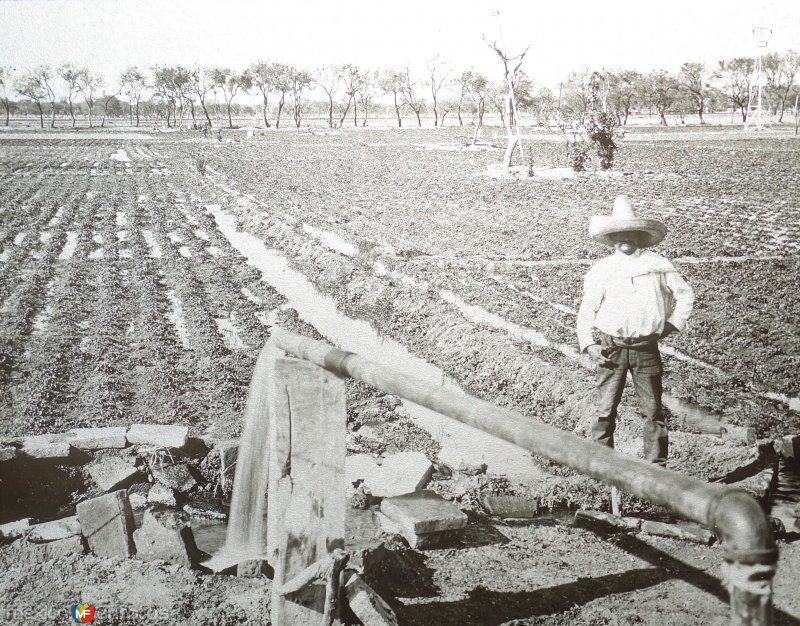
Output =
[{"x1": 577, "y1": 195, "x2": 694, "y2": 466}]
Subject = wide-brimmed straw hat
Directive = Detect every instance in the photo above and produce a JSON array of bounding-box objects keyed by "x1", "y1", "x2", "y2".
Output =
[{"x1": 589, "y1": 195, "x2": 667, "y2": 248}]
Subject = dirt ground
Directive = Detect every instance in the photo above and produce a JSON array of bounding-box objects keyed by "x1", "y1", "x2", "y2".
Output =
[{"x1": 1, "y1": 125, "x2": 798, "y2": 625}]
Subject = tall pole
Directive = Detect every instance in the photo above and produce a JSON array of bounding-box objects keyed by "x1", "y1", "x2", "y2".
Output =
[{"x1": 746, "y1": 25, "x2": 771, "y2": 130}]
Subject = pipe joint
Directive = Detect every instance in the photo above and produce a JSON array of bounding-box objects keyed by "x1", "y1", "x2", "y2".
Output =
[{"x1": 708, "y1": 489, "x2": 778, "y2": 566}]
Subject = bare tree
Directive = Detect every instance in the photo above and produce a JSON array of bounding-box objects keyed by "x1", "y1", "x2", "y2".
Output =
[
  {"x1": 378, "y1": 68, "x2": 405, "y2": 127},
  {"x1": 337, "y1": 65, "x2": 361, "y2": 127},
  {"x1": 77, "y1": 68, "x2": 103, "y2": 127},
  {"x1": 15, "y1": 72, "x2": 46, "y2": 128},
  {"x1": 58, "y1": 64, "x2": 82, "y2": 127},
  {"x1": 400, "y1": 67, "x2": 424, "y2": 127},
  {"x1": 0, "y1": 66, "x2": 14, "y2": 127},
  {"x1": 189, "y1": 66, "x2": 215, "y2": 127},
  {"x1": 290, "y1": 68, "x2": 314, "y2": 130},
  {"x1": 100, "y1": 87, "x2": 122, "y2": 127},
  {"x1": 426, "y1": 55, "x2": 451, "y2": 127},
  {"x1": 678, "y1": 62, "x2": 712, "y2": 124},
  {"x1": 485, "y1": 38, "x2": 529, "y2": 168},
  {"x1": 715, "y1": 58, "x2": 755, "y2": 122},
  {"x1": 356, "y1": 69, "x2": 377, "y2": 127},
  {"x1": 32, "y1": 66, "x2": 57, "y2": 128},
  {"x1": 562, "y1": 68, "x2": 591, "y2": 124},
  {"x1": 315, "y1": 65, "x2": 343, "y2": 128},
  {"x1": 121, "y1": 66, "x2": 147, "y2": 126}
]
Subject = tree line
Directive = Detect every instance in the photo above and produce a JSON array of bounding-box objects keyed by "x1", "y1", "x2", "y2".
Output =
[{"x1": 0, "y1": 51, "x2": 797, "y2": 130}]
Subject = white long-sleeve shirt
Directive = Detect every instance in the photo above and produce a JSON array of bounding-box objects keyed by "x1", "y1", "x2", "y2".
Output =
[{"x1": 576, "y1": 249, "x2": 694, "y2": 353}]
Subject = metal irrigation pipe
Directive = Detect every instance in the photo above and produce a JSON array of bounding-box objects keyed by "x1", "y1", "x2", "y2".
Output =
[{"x1": 270, "y1": 328, "x2": 778, "y2": 626}]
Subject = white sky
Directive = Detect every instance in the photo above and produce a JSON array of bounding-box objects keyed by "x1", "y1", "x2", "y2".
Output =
[{"x1": 1, "y1": 0, "x2": 798, "y2": 96}]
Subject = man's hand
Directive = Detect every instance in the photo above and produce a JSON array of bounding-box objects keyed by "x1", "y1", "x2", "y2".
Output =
[{"x1": 586, "y1": 344, "x2": 613, "y2": 366}]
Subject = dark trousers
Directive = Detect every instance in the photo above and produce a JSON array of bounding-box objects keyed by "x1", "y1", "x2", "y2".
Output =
[{"x1": 591, "y1": 336, "x2": 668, "y2": 465}]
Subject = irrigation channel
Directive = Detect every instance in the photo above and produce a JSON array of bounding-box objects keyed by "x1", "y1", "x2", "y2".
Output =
[{"x1": 199, "y1": 204, "x2": 798, "y2": 560}]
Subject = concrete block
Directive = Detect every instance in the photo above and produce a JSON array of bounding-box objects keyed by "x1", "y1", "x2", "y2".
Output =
[
  {"x1": 380, "y1": 490, "x2": 467, "y2": 534},
  {"x1": 68, "y1": 427, "x2": 128, "y2": 450},
  {"x1": 76, "y1": 490, "x2": 136, "y2": 557},
  {"x1": 0, "y1": 518, "x2": 33, "y2": 539},
  {"x1": 133, "y1": 509, "x2": 202, "y2": 566},
  {"x1": 28, "y1": 515, "x2": 82, "y2": 543},
  {"x1": 376, "y1": 512, "x2": 460, "y2": 549},
  {"x1": 19, "y1": 434, "x2": 72, "y2": 460},
  {"x1": 127, "y1": 424, "x2": 188, "y2": 449},
  {"x1": 0, "y1": 445, "x2": 18, "y2": 462},
  {"x1": 345, "y1": 572, "x2": 399, "y2": 626},
  {"x1": 147, "y1": 483, "x2": 177, "y2": 506},
  {"x1": 150, "y1": 463, "x2": 197, "y2": 493},
  {"x1": 87, "y1": 456, "x2": 141, "y2": 492},
  {"x1": 482, "y1": 495, "x2": 540, "y2": 519},
  {"x1": 573, "y1": 510, "x2": 642, "y2": 531},
  {"x1": 369, "y1": 451, "x2": 433, "y2": 498},
  {"x1": 720, "y1": 424, "x2": 756, "y2": 446},
  {"x1": 641, "y1": 520, "x2": 715, "y2": 544},
  {"x1": 775, "y1": 435, "x2": 800, "y2": 460}
]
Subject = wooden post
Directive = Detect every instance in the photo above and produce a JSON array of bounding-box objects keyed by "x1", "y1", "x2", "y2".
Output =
[{"x1": 268, "y1": 355, "x2": 346, "y2": 626}]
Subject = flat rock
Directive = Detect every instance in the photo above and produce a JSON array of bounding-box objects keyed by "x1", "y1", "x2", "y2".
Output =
[
  {"x1": 150, "y1": 463, "x2": 197, "y2": 493},
  {"x1": 381, "y1": 490, "x2": 467, "y2": 534},
  {"x1": 345, "y1": 572, "x2": 400, "y2": 626},
  {"x1": 76, "y1": 490, "x2": 136, "y2": 558},
  {"x1": 28, "y1": 515, "x2": 82, "y2": 543},
  {"x1": 641, "y1": 520, "x2": 715, "y2": 544},
  {"x1": 127, "y1": 424, "x2": 188, "y2": 449},
  {"x1": 87, "y1": 456, "x2": 141, "y2": 492},
  {"x1": 573, "y1": 510, "x2": 642, "y2": 531},
  {"x1": 0, "y1": 518, "x2": 34, "y2": 539},
  {"x1": 483, "y1": 495, "x2": 540, "y2": 519},
  {"x1": 0, "y1": 445, "x2": 18, "y2": 462},
  {"x1": 19, "y1": 434, "x2": 72, "y2": 460},
  {"x1": 346, "y1": 454, "x2": 381, "y2": 487},
  {"x1": 133, "y1": 509, "x2": 202, "y2": 566},
  {"x1": 16, "y1": 535, "x2": 85, "y2": 562},
  {"x1": 68, "y1": 427, "x2": 128, "y2": 450},
  {"x1": 148, "y1": 483, "x2": 177, "y2": 506},
  {"x1": 376, "y1": 512, "x2": 461, "y2": 549},
  {"x1": 369, "y1": 451, "x2": 433, "y2": 498}
]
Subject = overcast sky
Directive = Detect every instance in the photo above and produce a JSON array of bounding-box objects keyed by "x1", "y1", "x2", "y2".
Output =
[{"x1": 1, "y1": 0, "x2": 798, "y2": 94}]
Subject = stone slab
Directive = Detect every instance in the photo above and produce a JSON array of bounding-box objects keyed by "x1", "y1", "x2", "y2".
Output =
[
  {"x1": 126, "y1": 424, "x2": 188, "y2": 449},
  {"x1": 369, "y1": 451, "x2": 433, "y2": 498},
  {"x1": 150, "y1": 463, "x2": 197, "y2": 493},
  {"x1": 482, "y1": 495, "x2": 540, "y2": 519},
  {"x1": 376, "y1": 512, "x2": 460, "y2": 549},
  {"x1": 133, "y1": 509, "x2": 201, "y2": 566},
  {"x1": 76, "y1": 490, "x2": 136, "y2": 558},
  {"x1": 28, "y1": 515, "x2": 82, "y2": 543},
  {"x1": 641, "y1": 520, "x2": 715, "y2": 544},
  {"x1": 87, "y1": 456, "x2": 141, "y2": 492},
  {"x1": 19, "y1": 434, "x2": 72, "y2": 460},
  {"x1": 380, "y1": 490, "x2": 467, "y2": 534},
  {"x1": 345, "y1": 572, "x2": 400, "y2": 626},
  {"x1": 573, "y1": 510, "x2": 642, "y2": 531},
  {"x1": 0, "y1": 445, "x2": 18, "y2": 462},
  {"x1": 147, "y1": 483, "x2": 177, "y2": 506},
  {"x1": 68, "y1": 427, "x2": 128, "y2": 450},
  {"x1": 0, "y1": 518, "x2": 33, "y2": 539}
]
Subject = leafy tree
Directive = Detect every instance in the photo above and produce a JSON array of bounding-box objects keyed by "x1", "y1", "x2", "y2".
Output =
[
  {"x1": 715, "y1": 58, "x2": 755, "y2": 122},
  {"x1": 562, "y1": 68, "x2": 592, "y2": 124},
  {"x1": 14, "y1": 71, "x2": 47, "y2": 127},
  {"x1": 77, "y1": 68, "x2": 103, "y2": 127},
  {"x1": 462, "y1": 69, "x2": 491, "y2": 144},
  {"x1": 249, "y1": 61, "x2": 274, "y2": 128},
  {"x1": 605, "y1": 69, "x2": 643, "y2": 125},
  {"x1": 100, "y1": 86, "x2": 122, "y2": 127},
  {"x1": 356, "y1": 69, "x2": 377, "y2": 127},
  {"x1": 0, "y1": 66, "x2": 14, "y2": 127},
  {"x1": 679, "y1": 62, "x2": 712, "y2": 124},
  {"x1": 212, "y1": 68, "x2": 252, "y2": 128},
  {"x1": 290, "y1": 68, "x2": 314, "y2": 129},
  {"x1": 528, "y1": 86, "x2": 558, "y2": 127},
  {"x1": 189, "y1": 66, "x2": 215, "y2": 127},
  {"x1": 263, "y1": 63, "x2": 292, "y2": 129},
  {"x1": 31, "y1": 66, "x2": 57, "y2": 128},
  {"x1": 764, "y1": 50, "x2": 800, "y2": 122},
  {"x1": 400, "y1": 67, "x2": 424, "y2": 127},
  {"x1": 57, "y1": 64, "x2": 82, "y2": 127},
  {"x1": 336, "y1": 64, "x2": 362, "y2": 127},
  {"x1": 121, "y1": 66, "x2": 147, "y2": 126},
  {"x1": 378, "y1": 68, "x2": 405, "y2": 127},
  {"x1": 644, "y1": 70, "x2": 678, "y2": 125}
]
